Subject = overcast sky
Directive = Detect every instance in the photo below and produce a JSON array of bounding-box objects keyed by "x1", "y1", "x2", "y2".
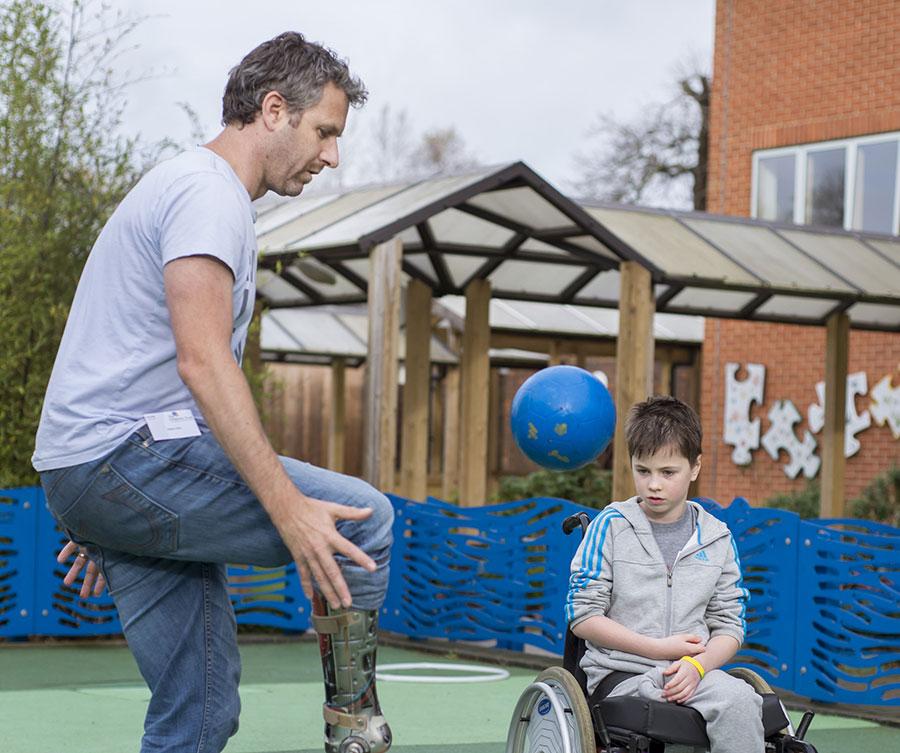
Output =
[{"x1": 115, "y1": 0, "x2": 715, "y2": 191}]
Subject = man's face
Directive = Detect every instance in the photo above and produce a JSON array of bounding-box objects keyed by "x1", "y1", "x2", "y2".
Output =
[
  {"x1": 266, "y1": 82, "x2": 349, "y2": 197},
  {"x1": 631, "y1": 445, "x2": 701, "y2": 524}
]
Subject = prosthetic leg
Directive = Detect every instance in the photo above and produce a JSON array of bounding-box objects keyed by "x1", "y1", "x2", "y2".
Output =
[{"x1": 312, "y1": 594, "x2": 392, "y2": 753}]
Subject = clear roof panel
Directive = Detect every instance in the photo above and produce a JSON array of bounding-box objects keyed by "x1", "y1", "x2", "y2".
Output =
[
  {"x1": 254, "y1": 193, "x2": 338, "y2": 237},
  {"x1": 504, "y1": 300, "x2": 591, "y2": 331},
  {"x1": 564, "y1": 234, "x2": 620, "y2": 261},
  {"x1": 428, "y1": 207, "x2": 516, "y2": 247},
  {"x1": 519, "y1": 238, "x2": 574, "y2": 256},
  {"x1": 258, "y1": 185, "x2": 402, "y2": 253},
  {"x1": 574, "y1": 270, "x2": 620, "y2": 301},
  {"x1": 667, "y1": 287, "x2": 759, "y2": 313},
  {"x1": 488, "y1": 259, "x2": 587, "y2": 296},
  {"x1": 292, "y1": 169, "x2": 498, "y2": 251},
  {"x1": 260, "y1": 314, "x2": 301, "y2": 351},
  {"x1": 444, "y1": 254, "x2": 490, "y2": 288},
  {"x1": 284, "y1": 261, "x2": 361, "y2": 298},
  {"x1": 754, "y1": 295, "x2": 840, "y2": 320},
  {"x1": 586, "y1": 208, "x2": 758, "y2": 284},
  {"x1": 267, "y1": 309, "x2": 362, "y2": 354},
  {"x1": 403, "y1": 253, "x2": 439, "y2": 285},
  {"x1": 777, "y1": 230, "x2": 900, "y2": 297},
  {"x1": 435, "y1": 296, "x2": 703, "y2": 342},
  {"x1": 257, "y1": 269, "x2": 308, "y2": 303},
  {"x1": 846, "y1": 303, "x2": 900, "y2": 328},
  {"x1": 683, "y1": 219, "x2": 854, "y2": 292},
  {"x1": 863, "y1": 238, "x2": 900, "y2": 270},
  {"x1": 467, "y1": 185, "x2": 573, "y2": 229}
]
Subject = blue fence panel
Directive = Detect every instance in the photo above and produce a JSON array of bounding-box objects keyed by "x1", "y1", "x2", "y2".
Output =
[
  {"x1": 381, "y1": 495, "x2": 587, "y2": 654},
  {"x1": 32, "y1": 491, "x2": 122, "y2": 636},
  {"x1": 794, "y1": 517, "x2": 900, "y2": 705},
  {"x1": 228, "y1": 563, "x2": 310, "y2": 632},
  {"x1": 695, "y1": 497, "x2": 801, "y2": 689},
  {"x1": 0, "y1": 487, "x2": 39, "y2": 637}
]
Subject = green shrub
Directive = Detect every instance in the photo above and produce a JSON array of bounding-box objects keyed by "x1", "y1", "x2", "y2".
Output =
[
  {"x1": 850, "y1": 466, "x2": 900, "y2": 528},
  {"x1": 493, "y1": 464, "x2": 612, "y2": 510},
  {"x1": 764, "y1": 481, "x2": 821, "y2": 519}
]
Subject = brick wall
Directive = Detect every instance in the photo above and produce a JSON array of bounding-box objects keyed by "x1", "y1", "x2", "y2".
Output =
[
  {"x1": 709, "y1": 0, "x2": 900, "y2": 216},
  {"x1": 699, "y1": 319, "x2": 899, "y2": 505},
  {"x1": 699, "y1": 0, "x2": 900, "y2": 508}
]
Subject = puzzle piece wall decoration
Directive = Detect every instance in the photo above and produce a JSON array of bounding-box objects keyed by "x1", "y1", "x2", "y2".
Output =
[
  {"x1": 723, "y1": 363, "x2": 765, "y2": 465},
  {"x1": 761, "y1": 399, "x2": 821, "y2": 479},
  {"x1": 807, "y1": 372, "x2": 872, "y2": 457},
  {"x1": 869, "y1": 372, "x2": 900, "y2": 439}
]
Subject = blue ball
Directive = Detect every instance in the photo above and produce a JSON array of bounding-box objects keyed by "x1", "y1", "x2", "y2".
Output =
[{"x1": 510, "y1": 365, "x2": 616, "y2": 471}]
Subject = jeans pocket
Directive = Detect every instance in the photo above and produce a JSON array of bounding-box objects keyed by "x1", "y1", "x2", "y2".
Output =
[{"x1": 56, "y1": 463, "x2": 179, "y2": 555}]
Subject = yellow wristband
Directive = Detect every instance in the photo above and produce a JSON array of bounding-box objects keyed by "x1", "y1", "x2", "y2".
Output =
[{"x1": 680, "y1": 655, "x2": 705, "y2": 679}]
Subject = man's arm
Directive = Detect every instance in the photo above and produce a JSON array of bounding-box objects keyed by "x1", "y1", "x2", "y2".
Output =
[{"x1": 164, "y1": 255, "x2": 375, "y2": 608}]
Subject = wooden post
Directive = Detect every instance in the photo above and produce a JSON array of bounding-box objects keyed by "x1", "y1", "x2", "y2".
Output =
[
  {"x1": 400, "y1": 280, "x2": 432, "y2": 501},
  {"x1": 442, "y1": 366, "x2": 460, "y2": 501},
  {"x1": 820, "y1": 312, "x2": 849, "y2": 517},
  {"x1": 459, "y1": 279, "x2": 491, "y2": 506},
  {"x1": 548, "y1": 340, "x2": 561, "y2": 366},
  {"x1": 612, "y1": 262, "x2": 656, "y2": 501},
  {"x1": 363, "y1": 238, "x2": 402, "y2": 491},
  {"x1": 328, "y1": 358, "x2": 346, "y2": 473}
]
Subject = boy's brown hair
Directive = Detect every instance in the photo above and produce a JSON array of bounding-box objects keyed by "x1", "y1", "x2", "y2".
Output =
[{"x1": 625, "y1": 395, "x2": 702, "y2": 466}]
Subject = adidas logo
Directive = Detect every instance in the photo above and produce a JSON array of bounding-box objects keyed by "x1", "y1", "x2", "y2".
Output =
[{"x1": 694, "y1": 550, "x2": 709, "y2": 561}]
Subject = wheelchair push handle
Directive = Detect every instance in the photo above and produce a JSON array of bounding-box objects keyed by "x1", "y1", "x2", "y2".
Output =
[{"x1": 562, "y1": 512, "x2": 591, "y2": 539}]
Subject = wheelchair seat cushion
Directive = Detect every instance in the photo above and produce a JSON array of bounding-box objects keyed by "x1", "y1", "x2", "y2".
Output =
[{"x1": 592, "y1": 693, "x2": 789, "y2": 746}]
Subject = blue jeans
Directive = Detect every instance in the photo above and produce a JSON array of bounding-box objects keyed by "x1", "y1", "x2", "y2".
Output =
[{"x1": 39, "y1": 425, "x2": 394, "y2": 753}]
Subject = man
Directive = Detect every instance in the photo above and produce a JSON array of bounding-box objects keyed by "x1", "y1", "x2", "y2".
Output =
[{"x1": 34, "y1": 32, "x2": 393, "y2": 753}]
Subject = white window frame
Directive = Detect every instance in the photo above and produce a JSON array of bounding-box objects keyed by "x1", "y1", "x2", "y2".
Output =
[{"x1": 751, "y1": 130, "x2": 900, "y2": 235}]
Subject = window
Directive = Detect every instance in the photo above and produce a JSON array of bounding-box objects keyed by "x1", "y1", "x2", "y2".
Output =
[
  {"x1": 752, "y1": 132, "x2": 900, "y2": 235},
  {"x1": 756, "y1": 154, "x2": 794, "y2": 222},
  {"x1": 854, "y1": 140, "x2": 898, "y2": 234},
  {"x1": 806, "y1": 148, "x2": 845, "y2": 227}
]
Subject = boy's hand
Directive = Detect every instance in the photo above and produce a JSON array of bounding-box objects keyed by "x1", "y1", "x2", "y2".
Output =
[
  {"x1": 662, "y1": 658, "x2": 702, "y2": 703},
  {"x1": 654, "y1": 634, "x2": 706, "y2": 660}
]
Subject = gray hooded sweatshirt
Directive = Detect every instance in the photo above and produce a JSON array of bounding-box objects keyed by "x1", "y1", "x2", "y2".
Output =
[{"x1": 566, "y1": 498, "x2": 748, "y2": 693}]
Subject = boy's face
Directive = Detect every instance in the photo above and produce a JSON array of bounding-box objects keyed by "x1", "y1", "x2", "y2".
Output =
[{"x1": 631, "y1": 445, "x2": 701, "y2": 524}]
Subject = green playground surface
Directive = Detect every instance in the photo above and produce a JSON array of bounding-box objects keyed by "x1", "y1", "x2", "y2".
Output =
[{"x1": 0, "y1": 638, "x2": 896, "y2": 753}]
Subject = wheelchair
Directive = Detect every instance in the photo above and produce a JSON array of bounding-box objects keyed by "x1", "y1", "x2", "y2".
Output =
[{"x1": 506, "y1": 512, "x2": 820, "y2": 753}]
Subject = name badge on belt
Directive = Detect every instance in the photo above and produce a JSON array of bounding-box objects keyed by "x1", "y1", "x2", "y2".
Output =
[{"x1": 144, "y1": 410, "x2": 201, "y2": 440}]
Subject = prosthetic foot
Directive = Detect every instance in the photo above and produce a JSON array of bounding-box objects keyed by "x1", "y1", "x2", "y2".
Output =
[{"x1": 312, "y1": 594, "x2": 392, "y2": 753}]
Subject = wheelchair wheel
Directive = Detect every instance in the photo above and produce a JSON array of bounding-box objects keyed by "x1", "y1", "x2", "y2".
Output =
[
  {"x1": 727, "y1": 666, "x2": 792, "y2": 736},
  {"x1": 506, "y1": 666, "x2": 595, "y2": 753},
  {"x1": 726, "y1": 666, "x2": 773, "y2": 694}
]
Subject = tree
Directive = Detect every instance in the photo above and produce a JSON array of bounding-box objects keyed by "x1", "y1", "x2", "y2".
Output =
[
  {"x1": 572, "y1": 66, "x2": 710, "y2": 210},
  {"x1": 0, "y1": 1, "x2": 143, "y2": 486}
]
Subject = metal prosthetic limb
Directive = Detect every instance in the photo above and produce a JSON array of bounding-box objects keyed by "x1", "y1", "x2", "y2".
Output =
[{"x1": 312, "y1": 594, "x2": 392, "y2": 753}]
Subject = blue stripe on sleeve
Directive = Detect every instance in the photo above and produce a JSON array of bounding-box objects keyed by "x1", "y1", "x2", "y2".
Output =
[{"x1": 565, "y1": 509, "x2": 624, "y2": 622}]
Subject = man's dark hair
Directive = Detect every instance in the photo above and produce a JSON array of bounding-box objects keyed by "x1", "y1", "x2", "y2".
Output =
[
  {"x1": 625, "y1": 395, "x2": 702, "y2": 466},
  {"x1": 222, "y1": 32, "x2": 368, "y2": 126}
]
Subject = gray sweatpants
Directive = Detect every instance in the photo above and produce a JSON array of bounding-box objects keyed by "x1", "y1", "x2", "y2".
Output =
[{"x1": 607, "y1": 667, "x2": 765, "y2": 753}]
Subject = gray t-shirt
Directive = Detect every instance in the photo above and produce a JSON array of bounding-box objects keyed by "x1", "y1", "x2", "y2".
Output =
[
  {"x1": 33, "y1": 147, "x2": 257, "y2": 471},
  {"x1": 649, "y1": 506, "x2": 697, "y2": 571}
]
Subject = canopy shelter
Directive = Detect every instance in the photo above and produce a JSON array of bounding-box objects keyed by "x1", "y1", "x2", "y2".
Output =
[{"x1": 254, "y1": 162, "x2": 900, "y2": 512}]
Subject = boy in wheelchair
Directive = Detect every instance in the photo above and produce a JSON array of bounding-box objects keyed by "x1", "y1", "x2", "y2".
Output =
[
  {"x1": 567, "y1": 395, "x2": 762, "y2": 752},
  {"x1": 507, "y1": 396, "x2": 816, "y2": 753}
]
